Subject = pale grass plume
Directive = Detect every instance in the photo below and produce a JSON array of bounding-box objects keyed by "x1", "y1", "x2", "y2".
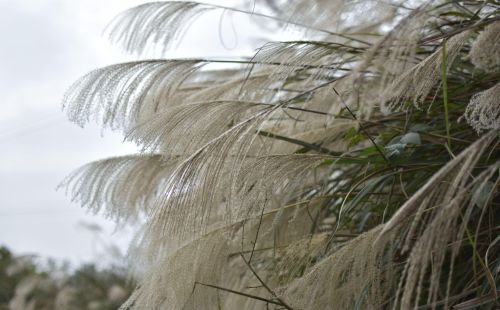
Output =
[
  {"x1": 106, "y1": 2, "x2": 215, "y2": 55},
  {"x1": 58, "y1": 155, "x2": 179, "y2": 225},
  {"x1": 469, "y1": 21, "x2": 500, "y2": 72},
  {"x1": 124, "y1": 202, "x2": 318, "y2": 309},
  {"x1": 120, "y1": 227, "x2": 234, "y2": 310},
  {"x1": 342, "y1": 5, "x2": 432, "y2": 118},
  {"x1": 250, "y1": 41, "x2": 351, "y2": 86},
  {"x1": 137, "y1": 151, "x2": 333, "y2": 262},
  {"x1": 230, "y1": 154, "x2": 333, "y2": 220},
  {"x1": 463, "y1": 82, "x2": 500, "y2": 133},
  {"x1": 126, "y1": 100, "x2": 268, "y2": 155},
  {"x1": 63, "y1": 60, "x2": 205, "y2": 131},
  {"x1": 380, "y1": 30, "x2": 471, "y2": 112},
  {"x1": 185, "y1": 69, "x2": 280, "y2": 104}
]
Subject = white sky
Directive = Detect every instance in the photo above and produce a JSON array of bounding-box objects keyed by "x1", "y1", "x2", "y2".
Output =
[{"x1": 0, "y1": 0, "x2": 300, "y2": 266}]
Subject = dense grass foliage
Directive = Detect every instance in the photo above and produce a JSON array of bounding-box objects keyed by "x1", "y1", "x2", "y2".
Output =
[{"x1": 61, "y1": 1, "x2": 499, "y2": 309}]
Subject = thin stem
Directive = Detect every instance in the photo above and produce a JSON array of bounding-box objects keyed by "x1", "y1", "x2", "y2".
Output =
[
  {"x1": 204, "y1": 57, "x2": 351, "y2": 71},
  {"x1": 463, "y1": 221, "x2": 498, "y2": 303},
  {"x1": 239, "y1": 253, "x2": 295, "y2": 310},
  {"x1": 441, "y1": 40, "x2": 452, "y2": 150},
  {"x1": 195, "y1": 282, "x2": 284, "y2": 306},
  {"x1": 248, "y1": 204, "x2": 266, "y2": 263},
  {"x1": 257, "y1": 130, "x2": 343, "y2": 157},
  {"x1": 331, "y1": 87, "x2": 392, "y2": 168},
  {"x1": 207, "y1": 3, "x2": 372, "y2": 45}
]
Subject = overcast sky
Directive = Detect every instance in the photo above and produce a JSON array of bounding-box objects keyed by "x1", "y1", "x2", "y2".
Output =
[{"x1": 0, "y1": 0, "x2": 299, "y2": 266}]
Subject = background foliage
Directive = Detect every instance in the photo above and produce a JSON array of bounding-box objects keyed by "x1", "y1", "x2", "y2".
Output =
[{"x1": 0, "y1": 246, "x2": 134, "y2": 310}]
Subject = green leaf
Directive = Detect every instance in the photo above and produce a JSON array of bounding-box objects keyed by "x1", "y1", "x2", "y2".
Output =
[
  {"x1": 344, "y1": 127, "x2": 366, "y2": 148},
  {"x1": 349, "y1": 175, "x2": 390, "y2": 210}
]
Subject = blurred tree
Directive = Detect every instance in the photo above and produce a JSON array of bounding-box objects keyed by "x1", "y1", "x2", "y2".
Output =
[{"x1": 0, "y1": 246, "x2": 133, "y2": 310}]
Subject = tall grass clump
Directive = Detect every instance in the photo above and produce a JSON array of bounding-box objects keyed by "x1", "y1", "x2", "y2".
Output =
[{"x1": 60, "y1": 1, "x2": 499, "y2": 309}]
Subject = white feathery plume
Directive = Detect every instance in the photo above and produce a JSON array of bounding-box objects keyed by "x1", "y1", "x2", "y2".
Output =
[
  {"x1": 251, "y1": 41, "x2": 351, "y2": 82},
  {"x1": 463, "y1": 82, "x2": 500, "y2": 133},
  {"x1": 107, "y1": 1, "x2": 215, "y2": 55},
  {"x1": 139, "y1": 109, "x2": 273, "y2": 252},
  {"x1": 242, "y1": 42, "x2": 353, "y2": 110},
  {"x1": 121, "y1": 226, "x2": 235, "y2": 310},
  {"x1": 63, "y1": 60, "x2": 205, "y2": 131},
  {"x1": 129, "y1": 105, "x2": 336, "y2": 259},
  {"x1": 186, "y1": 69, "x2": 280, "y2": 103},
  {"x1": 374, "y1": 7, "x2": 431, "y2": 79},
  {"x1": 124, "y1": 201, "x2": 319, "y2": 309},
  {"x1": 342, "y1": 6, "x2": 432, "y2": 118},
  {"x1": 58, "y1": 155, "x2": 179, "y2": 225},
  {"x1": 380, "y1": 30, "x2": 471, "y2": 112},
  {"x1": 141, "y1": 133, "x2": 333, "y2": 254},
  {"x1": 249, "y1": 110, "x2": 355, "y2": 157},
  {"x1": 469, "y1": 21, "x2": 500, "y2": 72},
  {"x1": 230, "y1": 154, "x2": 332, "y2": 221},
  {"x1": 126, "y1": 100, "x2": 268, "y2": 155}
]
